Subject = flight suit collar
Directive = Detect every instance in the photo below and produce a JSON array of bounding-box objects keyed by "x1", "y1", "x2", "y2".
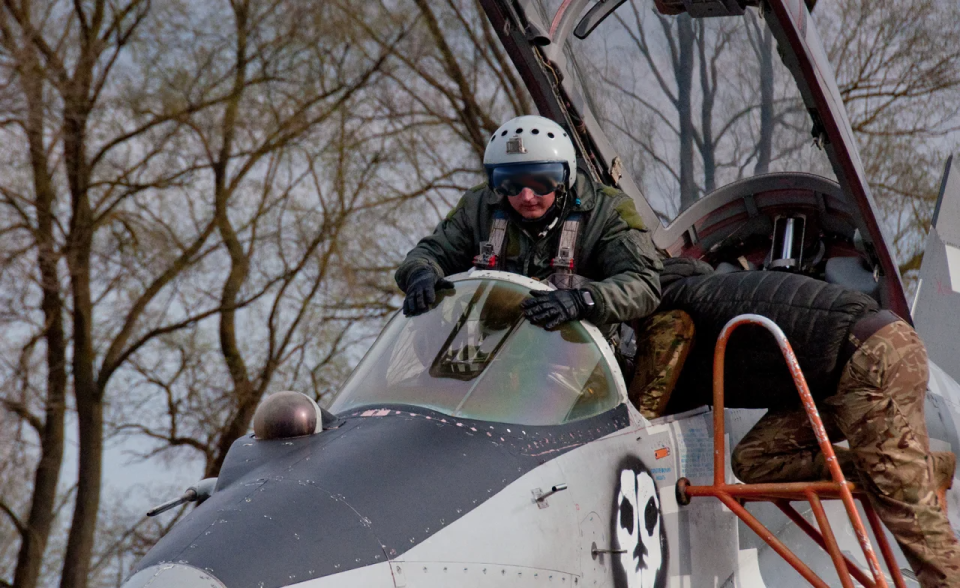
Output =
[{"x1": 569, "y1": 174, "x2": 597, "y2": 212}]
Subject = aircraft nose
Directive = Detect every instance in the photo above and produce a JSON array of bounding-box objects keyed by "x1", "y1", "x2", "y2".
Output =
[{"x1": 121, "y1": 563, "x2": 226, "y2": 588}]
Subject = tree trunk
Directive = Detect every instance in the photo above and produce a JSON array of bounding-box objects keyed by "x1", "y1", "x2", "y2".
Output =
[
  {"x1": 12, "y1": 44, "x2": 67, "y2": 588},
  {"x1": 755, "y1": 26, "x2": 774, "y2": 175},
  {"x1": 60, "y1": 212, "x2": 100, "y2": 588},
  {"x1": 697, "y1": 23, "x2": 716, "y2": 194},
  {"x1": 676, "y1": 14, "x2": 697, "y2": 209},
  {"x1": 59, "y1": 385, "x2": 101, "y2": 588},
  {"x1": 60, "y1": 63, "x2": 100, "y2": 588},
  {"x1": 208, "y1": 0, "x2": 257, "y2": 479}
]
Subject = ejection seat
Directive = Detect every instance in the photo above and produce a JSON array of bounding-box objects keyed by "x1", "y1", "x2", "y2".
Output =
[{"x1": 628, "y1": 309, "x2": 696, "y2": 419}]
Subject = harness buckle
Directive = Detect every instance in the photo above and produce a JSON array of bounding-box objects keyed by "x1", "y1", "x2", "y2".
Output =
[{"x1": 473, "y1": 242, "x2": 499, "y2": 269}]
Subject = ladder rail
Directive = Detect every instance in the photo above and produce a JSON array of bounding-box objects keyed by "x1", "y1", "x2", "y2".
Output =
[{"x1": 684, "y1": 313, "x2": 899, "y2": 588}]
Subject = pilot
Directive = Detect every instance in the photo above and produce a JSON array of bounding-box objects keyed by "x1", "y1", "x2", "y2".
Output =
[
  {"x1": 644, "y1": 263, "x2": 960, "y2": 587},
  {"x1": 395, "y1": 114, "x2": 662, "y2": 331}
]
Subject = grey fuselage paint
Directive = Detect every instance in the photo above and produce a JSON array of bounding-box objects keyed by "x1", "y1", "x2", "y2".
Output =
[
  {"x1": 927, "y1": 393, "x2": 960, "y2": 456},
  {"x1": 612, "y1": 456, "x2": 669, "y2": 588},
  {"x1": 131, "y1": 404, "x2": 629, "y2": 588}
]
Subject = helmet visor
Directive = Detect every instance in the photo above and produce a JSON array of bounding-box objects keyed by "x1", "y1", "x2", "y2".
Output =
[{"x1": 487, "y1": 162, "x2": 566, "y2": 197}]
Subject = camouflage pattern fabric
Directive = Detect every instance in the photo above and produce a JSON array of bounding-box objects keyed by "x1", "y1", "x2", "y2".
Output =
[
  {"x1": 629, "y1": 310, "x2": 695, "y2": 420},
  {"x1": 731, "y1": 321, "x2": 960, "y2": 587}
]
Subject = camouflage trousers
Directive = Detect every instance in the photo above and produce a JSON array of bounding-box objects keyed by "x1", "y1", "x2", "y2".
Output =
[
  {"x1": 731, "y1": 321, "x2": 960, "y2": 587},
  {"x1": 628, "y1": 310, "x2": 695, "y2": 420}
]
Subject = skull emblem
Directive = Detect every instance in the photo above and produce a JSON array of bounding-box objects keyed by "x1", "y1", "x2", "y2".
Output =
[{"x1": 612, "y1": 459, "x2": 667, "y2": 588}]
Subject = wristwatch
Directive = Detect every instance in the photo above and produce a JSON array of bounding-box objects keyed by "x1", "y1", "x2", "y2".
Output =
[{"x1": 580, "y1": 289, "x2": 595, "y2": 310}]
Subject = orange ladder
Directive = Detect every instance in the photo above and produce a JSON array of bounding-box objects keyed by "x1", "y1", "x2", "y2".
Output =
[{"x1": 674, "y1": 313, "x2": 907, "y2": 588}]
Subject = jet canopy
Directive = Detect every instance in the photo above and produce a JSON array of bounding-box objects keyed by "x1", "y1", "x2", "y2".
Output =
[
  {"x1": 535, "y1": 0, "x2": 835, "y2": 223},
  {"x1": 330, "y1": 274, "x2": 621, "y2": 426}
]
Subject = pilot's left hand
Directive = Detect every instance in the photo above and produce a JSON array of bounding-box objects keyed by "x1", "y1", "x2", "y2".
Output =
[
  {"x1": 521, "y1": 289, "x2": 593, "y2": 329},
  {"x1": 402, "y1": 267, "x2": 454, "y2": 316}
]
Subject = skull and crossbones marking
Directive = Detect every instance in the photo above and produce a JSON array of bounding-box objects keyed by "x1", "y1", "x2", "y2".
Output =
[{"x1": 612, "y1": 458, "x2": 667, "y2": 588}]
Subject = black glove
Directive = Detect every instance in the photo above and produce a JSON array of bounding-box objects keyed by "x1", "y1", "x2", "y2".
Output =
[
  {"x1": 402, "y1": 268, "x2": 454, "y2": 316},
  {"x1": 520, "y1": 289, "x2": 591, "y2": 329}
]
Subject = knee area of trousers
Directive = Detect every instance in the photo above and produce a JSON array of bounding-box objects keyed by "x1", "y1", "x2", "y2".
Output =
[{"x1": 731, "y1": 446, "x2": 756, "y2": 482}]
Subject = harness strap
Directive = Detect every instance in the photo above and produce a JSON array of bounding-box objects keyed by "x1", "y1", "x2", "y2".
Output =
[
  {"x1": 551, "y1": 213, "x2": 582, "y2": 274},
  {"x1": 474, "y1": 209, "x2": 508, "y2": 270},
  {"x1": 548, "y1": 213, "x2": 584, "y2": 290}
]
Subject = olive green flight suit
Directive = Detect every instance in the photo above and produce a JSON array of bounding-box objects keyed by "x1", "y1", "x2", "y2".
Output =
[{"x1": 395, "y1": 174, "x2": 663, "y2": 326}]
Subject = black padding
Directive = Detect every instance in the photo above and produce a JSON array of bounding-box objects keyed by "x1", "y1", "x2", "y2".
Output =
[{"x1": 660, "y1": 271, "x2": 878, "y2": 410}]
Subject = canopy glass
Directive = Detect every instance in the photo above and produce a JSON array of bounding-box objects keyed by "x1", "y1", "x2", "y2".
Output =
[{"x1": 331, "y1": 277, "x2": 619, "y2": 425}]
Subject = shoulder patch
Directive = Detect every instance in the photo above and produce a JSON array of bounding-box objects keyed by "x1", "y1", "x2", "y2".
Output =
[
  {"x1": 600, "y1": 186, "x2": 621, "y2": 197},
  {"x1": 614, "y1": 198, "x2": 646, "y2": 230},
  {"x1": 445, "y1": 183, "x2": 488, "y2": 218}
]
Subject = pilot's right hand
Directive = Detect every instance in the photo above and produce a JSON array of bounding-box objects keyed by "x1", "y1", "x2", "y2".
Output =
[
  {"x1": 521, "y1": 288, "x2": 591, "y2": 329},
  {"x1": 402, "y1": 268, "x2": 454, "y2": 316}
]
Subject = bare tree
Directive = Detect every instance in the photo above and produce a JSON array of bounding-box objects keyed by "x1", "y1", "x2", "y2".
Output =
[
  {"x1": 113, "y1": 0, "x2": 526, "y2": 484},
  {"x1": 588, "y1": 1, "x2": 811, "y2": 217},
  {"x1": 816, "y1": 0, "x2": 960, "y2": 279},
  {"x1": 0, "y1": 1, "x2": 523, "y2": 585},
  {"x1": 0, "y1": 0, "x2": 394, "y2": 583}
]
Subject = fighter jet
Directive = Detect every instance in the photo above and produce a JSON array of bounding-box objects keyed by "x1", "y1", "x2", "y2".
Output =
[{"x1": 122, "y1": 1, "x2": 960, "y2": 587}]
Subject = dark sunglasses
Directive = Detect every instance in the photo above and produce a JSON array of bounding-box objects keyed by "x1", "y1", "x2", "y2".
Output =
[{"x1": 486, "y1": 162, "x2": 566, "y2": 198}]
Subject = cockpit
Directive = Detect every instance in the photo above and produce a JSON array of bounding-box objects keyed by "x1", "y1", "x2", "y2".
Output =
[{"x1": 330, "y1": 273, "x2": 624, "y2": 426}]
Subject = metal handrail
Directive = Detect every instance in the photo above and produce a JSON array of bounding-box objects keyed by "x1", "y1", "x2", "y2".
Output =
[{"x1": 675, "y1": 314, "x2": 904, "y2": 588}]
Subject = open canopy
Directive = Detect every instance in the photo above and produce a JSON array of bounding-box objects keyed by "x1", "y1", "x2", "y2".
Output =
[
  {"x1": 479, "y1": 0, "x2": 910, "y2": 317},
  {"x1": 533, "y1": 0, "x2": 835, "y2": 223}
]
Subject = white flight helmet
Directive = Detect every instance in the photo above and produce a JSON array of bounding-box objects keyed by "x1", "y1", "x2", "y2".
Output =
[{"x1": 483, "y1": 115, "x2": 578, "y2": 194}]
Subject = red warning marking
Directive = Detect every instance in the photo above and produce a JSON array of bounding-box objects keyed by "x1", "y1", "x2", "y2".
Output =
[{"x1": 655, "y1": 447, "x2": 670, "y2": 460}]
